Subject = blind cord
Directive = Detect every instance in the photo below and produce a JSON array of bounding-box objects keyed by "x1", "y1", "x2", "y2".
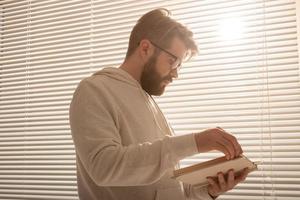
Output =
[{"x1": 262, "y1": 0, "x2": 275, "y2": 198}]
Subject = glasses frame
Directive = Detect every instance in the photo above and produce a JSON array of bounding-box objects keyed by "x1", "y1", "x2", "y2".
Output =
[{"x1": 149, "y1": 40, "x2": 182, "y2": 71}]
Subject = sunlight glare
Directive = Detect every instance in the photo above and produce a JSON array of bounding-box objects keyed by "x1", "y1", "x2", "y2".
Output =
[{"x1": 218, "y1": 18, "x2": 245, "y2": 41}]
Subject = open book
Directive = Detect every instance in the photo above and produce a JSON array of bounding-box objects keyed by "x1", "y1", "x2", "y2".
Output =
[{"x1": 173, "y1": 155, "x2": 257, "y2": 187}]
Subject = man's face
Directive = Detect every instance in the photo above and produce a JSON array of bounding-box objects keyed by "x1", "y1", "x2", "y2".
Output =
[{"x1": 141, "y1": 37, "x2": 187, "y2": 96}]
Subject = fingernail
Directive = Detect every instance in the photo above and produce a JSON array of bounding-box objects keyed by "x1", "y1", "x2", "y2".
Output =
[{"x1": 206, "y1": 178, "x2": 213, "y2": 183}]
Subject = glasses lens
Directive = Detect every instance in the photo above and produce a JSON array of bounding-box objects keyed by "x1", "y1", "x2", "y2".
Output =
[
  {"x1": 172, "y1": 59, "x2": 181, "y2": 70},
  {"x1": 150, "y1": 40, "x2": 182, "y2": 71}
]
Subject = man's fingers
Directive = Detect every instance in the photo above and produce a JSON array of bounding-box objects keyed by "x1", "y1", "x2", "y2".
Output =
[
  {"x1": 227, "y1": 169, "x2": 235, "y2": 189},
  {"x1": 207, "y1": 177, "x2": 220, "y2": 195},
  {"x1": 235, "y1": 168, "x2": 250, "y2": 183},
  {"x1": 221, "y1": 135, "x2": 237, "y2": 159},
  {"x1": 217, "y1": 127, "x2": 243, "y2": 158},
  {"x1": 216, "y1": 141, "x2": 231, "y2": 160},
  {"x1": 216, "y1": 135, "x2": 238, "y2": 160},
  {"x1": 218, "y1": 172, "x2": 227, "y2": 191},
  {"x1": 226, "y1": 134, "x2": 243, "y2": 157},
  {"x1": 196, "y1": 127, "x2": 243, "y2": 159}
]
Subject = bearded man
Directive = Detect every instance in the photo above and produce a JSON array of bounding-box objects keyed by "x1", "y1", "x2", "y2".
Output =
[{"x1": 69, "y1": 8, "x2": 249, "y2": 200}]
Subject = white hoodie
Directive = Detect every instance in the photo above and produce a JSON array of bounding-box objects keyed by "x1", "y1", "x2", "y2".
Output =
[{"x1": 69, "y1": 67, "x2": 213, "y2": 200}]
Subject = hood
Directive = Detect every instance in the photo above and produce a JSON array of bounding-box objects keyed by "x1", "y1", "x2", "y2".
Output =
[
  {"x1": 93, "y1": 67, "x2": 171, "y2": 144},
  {"x1": 92, "y1": 66, "x2": 153, "y2": 112},
  {"x1": 93, "y1": 67, "x2": 140, "y2": 88}
]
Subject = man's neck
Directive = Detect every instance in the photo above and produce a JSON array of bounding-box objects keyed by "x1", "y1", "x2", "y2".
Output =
[{"x1": 119, "y1": 58, "x2": 143, "y2": 84}]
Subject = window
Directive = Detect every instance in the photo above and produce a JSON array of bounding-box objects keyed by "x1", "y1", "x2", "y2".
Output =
[{"x1": 0, "y1": 0, "x2": 299, "y2": 199}]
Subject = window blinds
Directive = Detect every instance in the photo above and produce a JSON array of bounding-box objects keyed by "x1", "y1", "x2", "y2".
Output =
[{"x1": 0, "y1": 0, "x2": 299, "y2": 199}]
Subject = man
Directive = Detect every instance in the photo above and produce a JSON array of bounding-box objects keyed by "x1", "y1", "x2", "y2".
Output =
[{"x1": 69, "y1": 8, "x2": 249, "y2": 200}]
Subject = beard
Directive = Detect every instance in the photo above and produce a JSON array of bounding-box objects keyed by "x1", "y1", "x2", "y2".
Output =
[{"x1": 140, "y1": 54, "x2": 173, "y2": 96}]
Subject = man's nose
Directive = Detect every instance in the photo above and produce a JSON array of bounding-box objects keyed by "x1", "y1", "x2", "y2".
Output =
[{"x1": 170, "y1": 68, "x2": 178, "y2": 79}]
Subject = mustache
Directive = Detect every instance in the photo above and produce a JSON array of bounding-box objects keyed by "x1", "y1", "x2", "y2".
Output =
[{"x1": 162, "y1": 76, "x2": 173, "y2": 83}]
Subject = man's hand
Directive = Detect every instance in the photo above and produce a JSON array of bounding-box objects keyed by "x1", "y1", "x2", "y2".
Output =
[
  {"x1": 206, "y1": 168, "x2": 250, "y2": 198},
  {"x1": 194, "y1": 127, "x2": 243, "y2": 160}
]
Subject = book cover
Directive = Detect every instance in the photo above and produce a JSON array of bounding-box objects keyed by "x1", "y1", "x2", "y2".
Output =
[{"x1": 173, "y1": 155, "x2": 257, "y2": 187}]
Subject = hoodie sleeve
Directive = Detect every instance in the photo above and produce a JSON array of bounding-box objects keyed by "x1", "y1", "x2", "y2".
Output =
[
  {"x1": 69, "y1": 79, "x2": 199, "y2": 187},
  {"x1": 184, "y1": 184, "x2": 215, "y2": 200}
]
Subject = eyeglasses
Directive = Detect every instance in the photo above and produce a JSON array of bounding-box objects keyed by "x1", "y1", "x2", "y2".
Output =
[{"x1": 149, "y1": 41, "x2": 182, "y2": 71}]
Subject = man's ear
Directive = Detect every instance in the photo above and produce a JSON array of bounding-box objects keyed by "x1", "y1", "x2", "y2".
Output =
[{"x1": 138, "y1": 39, "x2": 154, "y2": 62}]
